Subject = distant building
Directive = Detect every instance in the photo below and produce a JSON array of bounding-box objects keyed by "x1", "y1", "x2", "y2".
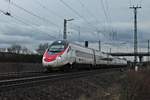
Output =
[
  {"x1": 0, "y1": 48, "x2": 8, "y2": 52},
  {"x1": 0, "y1": 47, "x2": 34, "y2": 55}
]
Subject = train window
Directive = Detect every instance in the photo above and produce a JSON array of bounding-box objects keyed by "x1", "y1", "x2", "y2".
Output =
[
  {"x1": 76, "y1": 50, "x2": 93, "y2": 58},
  {"x1": 49, "y1": 45, "x2": 64, "y2": 52},
  {"x1": 101, "y1": 58, "x2": 113, "y2": 61},
  {"x1": 48, "y1": 40, "x2": 68, "y2": 54}
]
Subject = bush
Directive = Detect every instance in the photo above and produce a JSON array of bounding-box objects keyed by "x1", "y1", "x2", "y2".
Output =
[
  {"x1": 126, "y1": 70, "x2": 150, "y2": 100},
  {"x1": 0, "y1": 52, "x2": 42, "y2": 63}
]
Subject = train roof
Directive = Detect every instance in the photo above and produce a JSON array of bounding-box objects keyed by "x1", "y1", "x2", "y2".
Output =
[
  {"x1": 52, "y1": 40, "x2": 85, "y2": 48},
  {"x1": 52, "y1": 40, "x2": 127, "y2": 60},
  {"x1": 52, "y1": 40, "x2": 68, "y2": 45},
  {"x1": 52, "y1": 40, "x2": 106, "y2": 52}
]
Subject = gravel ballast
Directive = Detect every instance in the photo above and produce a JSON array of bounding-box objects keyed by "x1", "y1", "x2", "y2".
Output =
[{"x1": 0, "y1": 71, "x2": 127, "y2": 100}]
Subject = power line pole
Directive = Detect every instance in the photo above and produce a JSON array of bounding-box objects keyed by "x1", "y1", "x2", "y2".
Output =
[
  {"x1": 63, "y1": 19, "x2": 67, "y2": 40},
  {"x1": 63, "y1": 19, "x2": 74, "y2": 40},
  {"x1": 109, "y1": 48, "x2": 111, "y2": 54},
  {"x1": 148, "y1": 40, "x2": 150, "y2": 62},
  {"x1": 99, "y1": 40, "x2": 101, "y2": 51},
  {"x1": 129, "y1": 5, "x2": 141, "y2": 66},
  {"x1": 78, "y1": 26, "x2": 81, "y2": 41}
]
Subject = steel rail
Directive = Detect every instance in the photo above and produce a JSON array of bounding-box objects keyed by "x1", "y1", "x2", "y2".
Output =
[
  {"x1": 0, "y1": 71, "x2": 44, "y2": 76},
  {"x1": 0, "y1": 68, "x2": 122, "y2": 92},
  {"x1": 0, "y1": 71, "x2": 46, "y2": 80}
]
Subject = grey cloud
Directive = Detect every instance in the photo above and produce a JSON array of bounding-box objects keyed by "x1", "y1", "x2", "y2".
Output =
[
  {"x1": 0, "y1": 0, "x2": 149, "y2": 50},
  {"x1": 0, "y1": 34, "x2": 33, "y2": 44}
]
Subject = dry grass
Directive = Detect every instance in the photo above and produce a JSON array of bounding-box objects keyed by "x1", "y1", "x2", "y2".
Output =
[{"x1": 126, "y1": 69, "x2": 150, "y2": 100}]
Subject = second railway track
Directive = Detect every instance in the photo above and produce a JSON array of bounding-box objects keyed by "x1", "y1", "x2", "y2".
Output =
[
  {"x1": 0, "y1": 68, "x2": 123, "y2": 92},
  {"x1": 0, "y1": 71, "x2": 48, "y2": 80}
]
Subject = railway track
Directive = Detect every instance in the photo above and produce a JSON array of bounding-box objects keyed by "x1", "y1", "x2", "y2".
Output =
[
  {"x1": 0, "y1": 71, "x2": 47, "y2": 80},
  {"x1": 0, "y1": 68, "x2": 122, "y2": 92}
]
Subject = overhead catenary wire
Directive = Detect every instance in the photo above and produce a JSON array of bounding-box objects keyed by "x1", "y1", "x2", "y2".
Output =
[
  {"x1": 78, "y1": 0, "x2": 100, "y2": 23},
  {"x1": 101, "y1": 0, "x2": 113, "y2": 27},
  {"x1": 59, "y1": 0, "x2": 99, "y2": 31},
  {"x1": 4, "y1": 0, "x2": 60, "y2": 28},
  {"x1": 99, "y1": 0, "x2": 116, "y2": 40},
  {"x1": 100, "y1": 0, "x2": 109, "y2": 23},
  {"x1": 129, "y1": 0, "x2": 132, "y2": 6},
  {"x1": 59, "y1": 0, "x2": 85, "y2": 20},
  {"x1": 105, "y1": 0, "x2": 109, "y2": 12},
  {"x1": 8, "y1": 2, "x2": 55, "y2": 27},
  {"x1": 63, "y1": 0, "x2": 102, "y2": 40},
  {"x1": 99, "y1": 0, "x2": 110, "y2": 34},
  {"x1": 129, "y1": 0, "x2": 137, "y2": 6},
  {"x1": 105, "y1": 0, "x2": 114, "y2": 24},
  {"x1": 0, "y1": 10, "x2": 30, "y2": 26},
  {"x1": 78, "y1": 0, "x2": 104, "y2": 34},
  {"x1": 14, "y1": 14, "x2": 41, "y2": 26},
  {"x1": 0, "y1": 0, "x2": 57, "y2": 39},
  {"x1": 0, "y1": 9, "x2": 7, "y2": 14},
  {"x1": 139, "y1": 0, "x2": 143, "y2": 6},
  {"x1": 7, "y1": 0, "x2": 11, "y2": 13},
  {"x1": 101, "y1": 0, "x2": 113, "y2": 33},
  {"x1": 130, "y1": 0, "x2": 143, "y2": 5},
  {"x1": 99, "y1": 0, "x2": 109, "y2": 34},
  {"x1": 34, "y1": 0, "x2": 64, "y2": 20},
  {"x1": 0, "y1": 9, "x2": 58, "y2": 39}
]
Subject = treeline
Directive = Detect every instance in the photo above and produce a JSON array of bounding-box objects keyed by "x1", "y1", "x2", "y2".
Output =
[
  {"x1": 3, "y1": 43, "x2": 49, "y2": 55},
  {"x1": 0, "y1": 43, "x2": 49, "y2": 63},
  {"x1": 0, "y1": 52, "x2": 42, "y2": 63}
]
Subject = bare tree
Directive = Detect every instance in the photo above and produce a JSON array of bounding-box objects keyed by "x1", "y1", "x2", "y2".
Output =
[
  {"x1": 22, "y1": 47, "x2": 30, "y2": 54},
  {"x1": 36, "y1": 43, "x2": 48, "y2": 55},
  {"x1": 8, "y1": 44, "x2": 22, "y2": 54}
]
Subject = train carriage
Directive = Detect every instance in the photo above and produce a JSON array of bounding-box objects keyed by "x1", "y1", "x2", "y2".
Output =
[{"x1": 42, "y1": 40, "x2": 127, "y2": 71}]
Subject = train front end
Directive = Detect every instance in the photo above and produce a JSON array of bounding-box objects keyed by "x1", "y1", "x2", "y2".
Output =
[{"x1": 42, "y1": 40, "x2": 69, "y2": 70}]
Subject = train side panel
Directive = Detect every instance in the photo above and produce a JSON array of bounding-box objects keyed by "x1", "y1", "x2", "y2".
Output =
[
  {"x1": 42, "y1": 40, "x2": 127, "y2": 70},
  {"x1": 69, "y1": 44, "x2": 94, "y2": 66}
]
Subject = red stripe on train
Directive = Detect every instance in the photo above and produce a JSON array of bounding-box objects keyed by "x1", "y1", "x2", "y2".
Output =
[{"x1": 43, "y1": 50, "x2": 65, "y2": 62}]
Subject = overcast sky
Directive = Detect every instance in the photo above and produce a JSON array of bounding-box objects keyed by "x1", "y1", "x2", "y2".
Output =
[{"x1": 0, "y1": 0, "x2": 149, "y2": 53}]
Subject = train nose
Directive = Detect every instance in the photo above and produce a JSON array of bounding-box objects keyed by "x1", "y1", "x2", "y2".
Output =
[
  {"x1": 42, "y1": 57, "x2": 57, "y2": 67},
  {"x1": 43, "y1": 56, "x2": 56, "y2": 62}
]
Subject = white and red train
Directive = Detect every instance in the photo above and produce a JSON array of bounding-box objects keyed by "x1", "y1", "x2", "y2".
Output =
[{"x1": 42, "y1": 40, "x2": 127, "y2": 70}]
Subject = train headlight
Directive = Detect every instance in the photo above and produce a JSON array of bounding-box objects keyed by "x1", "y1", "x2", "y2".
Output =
[
  {"x1": 57, "y1": 56, "x2": 61, "y2": 60},
  {"x1": 43, "y1": 57, "x2": 46, "y2": 60}
]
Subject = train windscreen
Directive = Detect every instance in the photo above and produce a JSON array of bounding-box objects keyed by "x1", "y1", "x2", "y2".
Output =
[{"x1": 48, "y1": 41, "x2": 68, "y2": 54}]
